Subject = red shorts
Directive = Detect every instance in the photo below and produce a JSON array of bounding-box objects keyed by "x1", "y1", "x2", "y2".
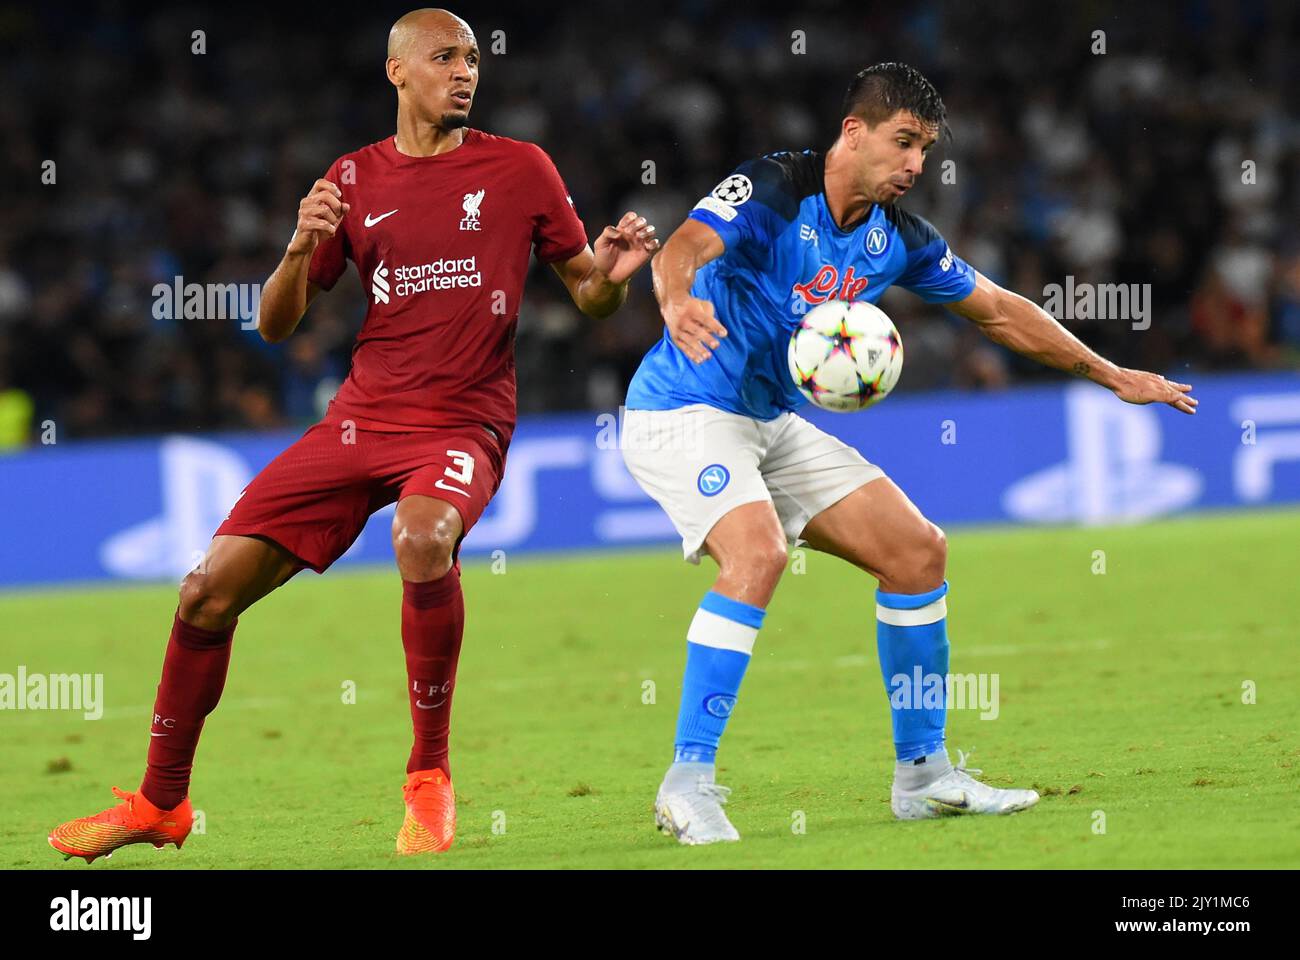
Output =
[{"x1": 215, "y1": 420, "x2": 505, "y2": 573}]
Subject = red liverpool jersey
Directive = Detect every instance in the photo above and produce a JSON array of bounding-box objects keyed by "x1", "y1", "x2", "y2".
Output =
[{"x1": 307, "y1": 130, "x2": 588, "y2": 447}]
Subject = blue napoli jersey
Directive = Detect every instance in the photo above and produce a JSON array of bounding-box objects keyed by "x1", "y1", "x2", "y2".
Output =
[{"x1": 626, "y1": 150, "x2": 977, "y2": 420}]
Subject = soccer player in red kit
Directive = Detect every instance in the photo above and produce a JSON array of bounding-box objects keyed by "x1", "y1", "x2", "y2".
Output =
[{"x1": 48, "y1": 7, "x2": 660, "y2": 860}]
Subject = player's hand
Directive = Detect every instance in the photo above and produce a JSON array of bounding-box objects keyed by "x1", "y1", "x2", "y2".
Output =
[
  {"x1": 663, "y1": 296, "x2": 727, "y2": 364},
  {"x1": 287, "y1": 180, "x2": 350, "y2": 257},
  {"x1": 593, "y1": 211, "x2": 661, "y2": 285},
  {"x1": 1113, "y1": 368, "x2": 1198, "y2": 415}
]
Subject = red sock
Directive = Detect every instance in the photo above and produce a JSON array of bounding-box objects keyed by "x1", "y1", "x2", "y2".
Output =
[
  {"x1": 139, "y1": 610, "x2": 235, "y2": 810},
  {"x1": 402, "y1": 568, "x2": 464, "y2": 777}
]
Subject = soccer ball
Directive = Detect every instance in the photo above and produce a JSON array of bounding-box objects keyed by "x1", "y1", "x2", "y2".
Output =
[{"x1": 788, "y1": 299, "x2": 903, "y2": 412}]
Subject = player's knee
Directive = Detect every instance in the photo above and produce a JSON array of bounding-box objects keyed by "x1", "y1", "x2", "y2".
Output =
[
  {"x1": 886, "y1": 522, "x2": 947, "y2": 593},
  {"x1": 392, "y1": 517, "x2": 458, "y2": 581},
  {"x1": 923, "y1": 523, "x2": 948, "y2": 582},
  {"x1": 722, "y1": 538, "x2": 788, "y2": 587},
  {"x1": 178, "y1": 571, "x2": 240, "y2": 630}
]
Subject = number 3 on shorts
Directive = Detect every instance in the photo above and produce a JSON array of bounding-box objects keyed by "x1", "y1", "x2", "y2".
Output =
[{"x1": 434, "y1": 449, "x2": 475, "y2": 498}]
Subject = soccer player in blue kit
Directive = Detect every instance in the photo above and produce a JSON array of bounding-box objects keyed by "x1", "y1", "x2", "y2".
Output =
[{"x1": 622, "y1": 63, "x2": 1198, "y2": 844}]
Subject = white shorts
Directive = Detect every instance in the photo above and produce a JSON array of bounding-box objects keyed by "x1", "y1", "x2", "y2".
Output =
[{"x1": 621, "y1": 404, "x2": 886, "y2": 564}]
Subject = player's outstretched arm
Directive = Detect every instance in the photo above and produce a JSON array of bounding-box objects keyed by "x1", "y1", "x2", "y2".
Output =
[
  {"x1": 948, "y1": 271, "x2": 1198, "y2": 415},
  {"x1": 257, "y1": 179, "x2": 349, "y2": 343},
  {"x1": 551, "y1": 211, "x2": 660, "y2": 321},
  {"x1": 650, "y1": 218, "x2": 728, "y2": 364}
]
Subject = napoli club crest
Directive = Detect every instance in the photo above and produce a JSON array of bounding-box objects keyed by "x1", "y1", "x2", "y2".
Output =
[
  {"x1": 704, "y1": 694, "x2": 737, "y2": 718},
  {"x1": 697, "y1": 464, "x2": 730, "y2": 496}
]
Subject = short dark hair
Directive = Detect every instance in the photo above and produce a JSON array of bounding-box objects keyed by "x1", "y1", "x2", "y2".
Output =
[{"x1": 841, "y1": 63, "x2": 950, "y2": 142}]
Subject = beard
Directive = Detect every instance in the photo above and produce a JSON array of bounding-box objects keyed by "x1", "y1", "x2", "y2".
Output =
[{"x1": 440, "y1": 111, "x2": 470, "y2": 130}]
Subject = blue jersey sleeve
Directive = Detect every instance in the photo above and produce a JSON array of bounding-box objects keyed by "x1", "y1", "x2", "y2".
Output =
[
  {"x1": 891, "y1": 208, "x2": 977, "y2": 303},
  {"x1": 686, "y1": 157, "x2": 794, "y2": 257}
]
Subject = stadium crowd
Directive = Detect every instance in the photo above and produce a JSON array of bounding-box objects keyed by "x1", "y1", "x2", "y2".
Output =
[{"x1": 1, "y1": 0, "x2": 1296, "y2": 443}]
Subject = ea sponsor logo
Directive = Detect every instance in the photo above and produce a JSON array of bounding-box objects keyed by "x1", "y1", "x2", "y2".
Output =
[
  {"x1": 866, "y1": 226, "x2": 888, "y2": 256},
  {"x1": 712, "y1": 174, "x2": 752, "y2": 206},
  {"x1": 697, "y1": 463, "x2": 730, "y2": 496},
  {"x1": 704, "y1": 693, "x2": 736, "y2": 718}
]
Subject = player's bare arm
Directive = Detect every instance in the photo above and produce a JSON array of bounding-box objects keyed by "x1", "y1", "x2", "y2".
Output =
[
  {"x1": 551, "y1": 211, "x2": 661, "y2": 319},
  {"x1": 948, "y1": 270, "x2": 1198, "y2": 415},
  {"x1": 650, "y1": 217, "x2": 728, "y2": 363},
  {"x1": 257, "y1": 179, "x2": 349, "y2": 343}
]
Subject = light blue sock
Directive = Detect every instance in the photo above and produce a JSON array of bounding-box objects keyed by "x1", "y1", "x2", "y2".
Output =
[
  {"x1": 671, "y1": 591, "x2": 764, "y2": 767},
  {"x1": 876, "y1": 581, "x2": 950, "y2": 762}
]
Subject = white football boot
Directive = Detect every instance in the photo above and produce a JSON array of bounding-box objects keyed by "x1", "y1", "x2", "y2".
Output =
[
  {"x1": 654, "y1": 772, "x2": 741, "y2": 845},
  {"x1": 891, "y1": 749, "x2": 1040, "y2": 820}
]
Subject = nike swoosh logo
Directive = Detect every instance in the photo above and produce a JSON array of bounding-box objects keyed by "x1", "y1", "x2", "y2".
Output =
[
  {"x1": 364, "y1": 209, "x2": 398, "y2": 227},
  {"x1": 415, "y1": 699, "x2": 447, "y2": 710},
  {"x1": 433, "y1": 479, "x2": 471, "y2": 497}
]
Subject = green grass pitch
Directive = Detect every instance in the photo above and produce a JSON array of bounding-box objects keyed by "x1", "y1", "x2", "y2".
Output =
[{"x1": 4, "y1": 509, "x2": 1298, "y2": 869}]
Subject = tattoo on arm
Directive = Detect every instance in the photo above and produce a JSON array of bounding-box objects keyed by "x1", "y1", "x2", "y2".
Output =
[{"x1": 1072, "y1": 362, "x2": 1091, "y2": 377}]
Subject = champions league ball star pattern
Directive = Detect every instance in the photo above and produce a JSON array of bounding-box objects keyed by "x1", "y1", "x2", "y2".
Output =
[{"x1": 788, "y1": 299, "x2": 905, "y2": 412}]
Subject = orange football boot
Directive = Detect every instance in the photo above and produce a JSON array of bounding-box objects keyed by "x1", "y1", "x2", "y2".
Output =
[
  {"x1": 49, "y1": 787, "x2": 192, "y2": 863},
  {"x1": 396, "y1": 769, "x2": 456, "y2": 854}
]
